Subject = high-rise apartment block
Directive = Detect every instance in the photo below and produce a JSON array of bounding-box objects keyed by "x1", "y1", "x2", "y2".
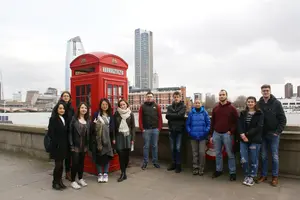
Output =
[
  {"x1": 135, "y1": 29, "x2": 153, "y2": 89},
  {"x1": 284, "y1": 83, "x2": 293, "y2": 99}
]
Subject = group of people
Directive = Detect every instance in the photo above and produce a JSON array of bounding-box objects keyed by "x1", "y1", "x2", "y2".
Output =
[
  {"x1": 139, "y1": 85, "x2": 286, "y2": 187},
  {"x1": 47, "y1": 91, "x2": 135, "y2": 190},
  {"x1": 47, "y1": 83, "x2": 286, "y2": 191}
]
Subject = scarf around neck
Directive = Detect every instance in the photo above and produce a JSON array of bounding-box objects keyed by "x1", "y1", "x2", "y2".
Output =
[{"x1": 117, "y1": 107, "x2": 131, "y2": 136}]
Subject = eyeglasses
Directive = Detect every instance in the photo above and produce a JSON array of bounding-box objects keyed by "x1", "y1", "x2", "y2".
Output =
[{"x1": 262, "y1": 90, "x2": 270, "y2": 93}]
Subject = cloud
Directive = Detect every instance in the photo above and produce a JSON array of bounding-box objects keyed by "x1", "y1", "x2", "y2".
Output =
[{"x1": 0, "y1": 0, "x2": 299, "y2": 100}]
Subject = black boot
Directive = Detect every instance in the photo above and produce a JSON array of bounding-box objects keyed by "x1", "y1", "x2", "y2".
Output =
[
  {"x1": 175, "y1": 164, "x2": 182, "y2": 173},
  {"x1": 52, "y1": 180, "x2": 62, "y2": 190},
  {"x1": 118, "y1": 172, "x2": 127, "y2": 182},
  {"x1": 167, "y1": 163, "x2": 176, "y2": 171},
  {"x1": 59, "y1": 180, "x2": 67, "y2": 189}
]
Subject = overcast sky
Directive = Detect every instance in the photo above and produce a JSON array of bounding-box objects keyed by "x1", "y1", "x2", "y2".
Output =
[{"x1": 1, "y1": 0, "x2": 300, "y2": 101}]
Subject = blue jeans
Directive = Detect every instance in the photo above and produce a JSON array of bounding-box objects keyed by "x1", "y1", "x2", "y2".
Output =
[
  {"x1": 169, "y1": 131, "x2": 183, "y2": 164},
  {"x1": 240, "y1": 142, "x2": 261, "y2": 177},
  {"x1": 96, "y1": 163, "x2": 110, "y2": 174},
  {"x1": 261, "y1": 134, "x2": 280, "y2": 177},
  {"x1": 212, "y1": 131, "x2": 236, "y2": 174},
  {"x1": 143, "y1": 128, "x2": 159, "y2": 164}
]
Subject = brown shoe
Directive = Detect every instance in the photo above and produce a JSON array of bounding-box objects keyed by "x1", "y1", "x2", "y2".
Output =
[
  {"x1": 256, "y1": 176, "x2": 267, "y2": 183},
  {"x1": 65, "y1": 172, "x2": 71, "y2": 181},
  {"x1": 271, "y1": 177, "x2": 278, "y2": 187}
]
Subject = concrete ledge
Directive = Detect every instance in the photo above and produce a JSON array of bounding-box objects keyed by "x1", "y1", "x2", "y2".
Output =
[{"x1": 1, "y1": 124, "x2": 300, "y2": 176}]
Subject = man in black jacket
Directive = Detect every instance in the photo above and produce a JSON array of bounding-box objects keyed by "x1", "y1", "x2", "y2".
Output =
[
  {"x1": 166, "y1": 91, "x2": 186, "y2": 173},
  {"x1": 257, "y1": 84, "x2": 286, "y2": 187}
]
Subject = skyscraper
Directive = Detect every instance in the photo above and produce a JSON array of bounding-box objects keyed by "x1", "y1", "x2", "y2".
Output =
[
  {"x1": 297, "y1": 85, "x2": 300, "y2": 98},
  {"x1": 135, "y1": 29, "x2": 153, "y2": 89},
  {"x1": 284, "y1": 83, "x2": 293, "y2": 99},
  {"x1": 153, "y1": 72, "x2": 159, "y2": 89},
  {"x1": 65, "y1": 36, "x2": 85, "y2": 91}
]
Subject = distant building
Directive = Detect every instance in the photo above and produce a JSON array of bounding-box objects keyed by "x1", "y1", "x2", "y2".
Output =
[
  {"x1": 297, "y1": 86, "x2": 300, "y2": 98},
  {"x1": 153, "y1": 72, "x2": 159, "y2": 89},
  {"x1": 128, "y1": 86, "x2": 186, "y2": 112},
  {"x1": 285, "y1": 83, "x2": 293, "y2": 99},
  {"x1": 135, "y1": 29, "x2": 153, "y2": 89},
  {"x1": 65, "y1": 36, "x2": 85, "y2": 91},
  {"x1": 194, "y1": 93, "x2": 202, "y2": 101},
  {"x1": 12, "y1": 91, "x2": 22, "y2": 102},
  {"x1": 26, "y1": 90, "x2": 39, "y2": 105},
  {"x1": 44, "y1": 87, "x2": 58, "y2": 96}
]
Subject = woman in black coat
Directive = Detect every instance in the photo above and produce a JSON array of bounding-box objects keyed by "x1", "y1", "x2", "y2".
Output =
[
  {"x1": 58, "y1": 91, "x2": 75, "y2": 181},
  {"x1": 238, "y1": 96, "x2": 264, "y2": 187},
  {"x1": 113, "y1": 99, "x2": 135, "y2": 182},
  {"x1": 48, "y1": 102, "x2": 68, "y2": 190}
]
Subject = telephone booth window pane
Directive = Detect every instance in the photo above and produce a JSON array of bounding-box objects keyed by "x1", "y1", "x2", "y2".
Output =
[
  {"x1": 87, "y1": 85, "x2": 91, "y2": 94},
  {"x1": 76, "y1": 86, "x2": 80, "y2": 95},
  {"x1": 108, "y1": 85, "x2": 112, "y2": 96},
  {"x1": 108, "y1": 96, "x2": 112, "y2": 104},
  {"x1": 76, "y1": 97, "x2": 80, "y2": 108},
  {"x1": 81, "y1": 85, "x2": 86, "y2": 95},
  {"x1": 87, "y1": 92, "x2": 91, "y2": 107},
  {"x1": 113, "y1": 86, "x2": 117, "y2": 96},
  {"x1": 114, "y1": 98, "x2": 118, "y2": 112},
  {"x1": 118, "y1": 86, "x2": 123, "y2": 96}
]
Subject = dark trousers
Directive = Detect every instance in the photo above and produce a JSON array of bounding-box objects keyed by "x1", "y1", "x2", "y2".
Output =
[
  {"x1": 64, "y1": 149, "x2": 71, "y2": 173},
  {"x1": 117, "y1": 149, "x2": 130, "y2": 173},
  {"x1": 71, "y1": 152, "x2": 85, "y2": 182},
  {"x1": 53, "y1": 159, "x2": 64, "y2": 183}
]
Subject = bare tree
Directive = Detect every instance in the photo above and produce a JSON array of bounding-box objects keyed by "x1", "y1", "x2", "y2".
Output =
[{"x1": 233, "y1": 95, "x2": 247, "y2": 109}]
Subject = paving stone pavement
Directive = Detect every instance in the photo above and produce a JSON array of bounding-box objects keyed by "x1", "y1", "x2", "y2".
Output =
[{"x1": 0, "y1": 151, "x2": 299, "y2": 200}]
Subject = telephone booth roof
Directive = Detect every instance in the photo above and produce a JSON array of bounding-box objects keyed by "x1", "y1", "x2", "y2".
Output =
[{"x1": 70, "y1": 51, "x2": 128, "y2": 70}]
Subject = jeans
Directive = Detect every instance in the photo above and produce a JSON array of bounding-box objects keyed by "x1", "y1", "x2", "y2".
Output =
[
  {"x1": 212, "y1": 131, "x2": 236, "y2": 174},
  {"x1": 96, "y1": 163, "x2": 110, "y2": 174},
  {"x1": 169, "y1": 131, "x2": 183, "y2": 164},
  {"x1": 240, "y1": 142, "x2": 261, "y2": 177},
  {"x1": 191, "y1": 140, "x2": 206, "y2": 172},
  {"x1": 143, "y1": 128, "x2": 159, "y2": 164},
  {"x1": 261, "y1": 134, "x2": 280, "y2": 177}
]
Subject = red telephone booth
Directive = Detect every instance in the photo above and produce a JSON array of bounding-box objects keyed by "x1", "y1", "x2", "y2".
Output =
[{"x1": 70, "y1": 51, "x2": 128, "y2": 175}]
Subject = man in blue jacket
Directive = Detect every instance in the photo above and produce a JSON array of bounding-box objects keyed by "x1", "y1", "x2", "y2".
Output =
[{"x1": 186, "y1": 99, "x2": 210, "y2": 175}]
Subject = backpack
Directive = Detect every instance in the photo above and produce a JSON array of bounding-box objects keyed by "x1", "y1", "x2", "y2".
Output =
[{"x1": 44, "y1": 130, "x2": 52, "y2": 153}]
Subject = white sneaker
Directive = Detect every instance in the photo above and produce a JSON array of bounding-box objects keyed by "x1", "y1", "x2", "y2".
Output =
[
  {"x1": 78, "y1": 179, "x2": 87, "y2": 187},
  {"x1": 245, "y1": 177, "x2": 254, "y2": 186},
  {"x1": 242, "y1": 177, "x2": 249, "y2": 185},
  {"x1": 103, "y1": 173, "x2": 108, "y2": 183},
  {"x1": 98, "y1": 173, "x2": 103, "y2": 183},
  {"x1": 71, "y1": 181, "x2": 81, "y2": 189}
]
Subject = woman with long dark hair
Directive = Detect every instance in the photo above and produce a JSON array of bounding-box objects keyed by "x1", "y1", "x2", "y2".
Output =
[
  {"x1": 59, "y1": 91, "x2": 75, "y2": 181},
  {"x1": 69, "y1": 102, "x2": 90, "y2": 189},
  {"x1": 238, "y1": 96, "x2": 264, "y2": 186},
  {"x1": 48, "y1": 102, "x2": 68, "y2": 190},
  {"x1": 90, "y1": 98, "x2": 114, "y2": 183},
  {"x1": 114, "y1": 99, "x2": 135, "y2": 182}
]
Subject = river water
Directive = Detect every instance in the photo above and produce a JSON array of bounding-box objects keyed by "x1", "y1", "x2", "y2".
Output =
[{"x1": 2, "y1": 112, "x2": 300, "y2": 127}]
